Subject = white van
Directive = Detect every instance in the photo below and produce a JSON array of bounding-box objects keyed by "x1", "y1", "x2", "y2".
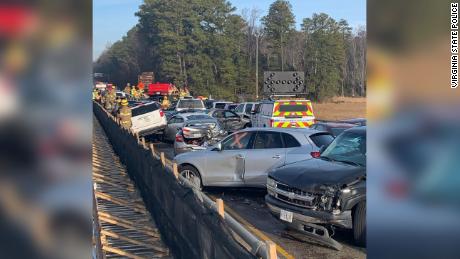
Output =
[
  {"x1": 130, "y1": 102, "x2": 167, "y2": 136},
  {"x1": 252, "y1": 99, "x2": 315, "y2": 128}
]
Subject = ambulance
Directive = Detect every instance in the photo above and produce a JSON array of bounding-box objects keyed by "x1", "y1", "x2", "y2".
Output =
[{"x1": 251, "y1": 99, "x2": 315, "y2": 128}]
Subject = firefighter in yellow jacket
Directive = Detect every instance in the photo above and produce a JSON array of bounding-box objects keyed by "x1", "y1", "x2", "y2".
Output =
[
  {"x1": 117, "y1": 98, "x2": 132, "y2": 129},
  {"x1": 123, "y1": 83, "x2": 131, "y2": 96},
  {"x1": 161, "y1": 95, "x2": 170, "y2": 109}
]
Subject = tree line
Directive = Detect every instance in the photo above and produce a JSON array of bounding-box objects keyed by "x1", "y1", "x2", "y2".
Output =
[{"x1": 94, "y1": 0, "x2": 366, "y2": 102}]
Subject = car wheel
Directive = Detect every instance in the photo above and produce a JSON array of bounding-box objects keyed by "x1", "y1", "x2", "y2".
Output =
[
  {"x1": 352, "y1": 201, "x2": 366, "y2": 246},
  {"x1": 179, "y1": 165, "x2": 202, "y2": 190}
]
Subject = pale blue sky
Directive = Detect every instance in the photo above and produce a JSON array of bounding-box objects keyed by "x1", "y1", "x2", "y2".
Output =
[{"x1": 93, "y1": 0, "x2": 366, "y2": 60}]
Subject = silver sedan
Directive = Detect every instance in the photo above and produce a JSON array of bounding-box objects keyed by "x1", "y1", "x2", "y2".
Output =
[
  {"x1": 174, "y1": 127, "x2": 334, "y2": 189},
  {"x1": 163, "y1": 113, "x2": 214, "y2": 141}
]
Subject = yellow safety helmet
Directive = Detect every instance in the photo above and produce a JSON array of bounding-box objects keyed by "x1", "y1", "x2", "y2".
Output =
[{"x1": 121, "y1": 99, "x2": 128, "y2": 106}]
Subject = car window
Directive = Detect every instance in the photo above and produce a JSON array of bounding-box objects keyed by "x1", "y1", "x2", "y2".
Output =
[
  {"x1": 282, "y1": 133, "x2": 301, "y2": 148},
  {"x1": 214, "y1": 103, "x2": 227, "y2": 109},
  {"x1": 315, "y1": 125, "x2": 325, "y2": 131},
  {"x1": 278, "y1": 102, "x2": 310, "y2": 112},
  {"x1": 235, "y1": 104, "x2": 243, "y2": 113},
  {"x1": 131, "y1": 102, "x2": 161, "y2": 117},
  {"x1": 310, "y1": 133, "x2": 334, "y2": 148},
  {"x1": 225, "y1": 111, "x2": 239, "y2": 118},
  {"x1": 221, "y1": 132, "x2": 253, "y2": 150},
  {"x1": 213, "y1": 111, "x2": 225, "y2": 118},
  {"x1": 186, "y1": 114, "x2": 212, "y2": 120},
  {"x1": 177, "y1": 99, "x2": 204, "y2": 109},
  {"x1": 170, "y1": 116, "x2": 184, "y2": 123},
  {"x1": 245, "y1": 104, "x2": 253, "y2": 114},
  {"x1": 253, "y1": 104, "x2": 260, "y2": 112},
  {"x1": 168, "y1": 117, "x2": 177, "y2": 123},
  {"x1": 253, "y1": 132, "x2": 283, "y2": 149}
]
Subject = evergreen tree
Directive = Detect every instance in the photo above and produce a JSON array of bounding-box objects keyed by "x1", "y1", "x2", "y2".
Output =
[{"x1": 261, "y1": 0, "x2": 295, "y2": 71}]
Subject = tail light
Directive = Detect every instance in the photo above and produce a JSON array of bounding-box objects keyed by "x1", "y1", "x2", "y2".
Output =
[
  {"x1": 310, "y1": 151, "x2": 321, "y2": 158},
  {"x1": 175, "y1": 134, "x2": 184, "y2": 142},
  {"x1": 269, "y1": 119, "x2": 274, "y2": 127},
  {"x1": 159, "y1": 110, "x2": 164, "y2": 117}
]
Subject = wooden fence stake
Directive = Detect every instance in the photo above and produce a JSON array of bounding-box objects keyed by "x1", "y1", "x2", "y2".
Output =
[
  {"x1": 160, "y1": 152, "x2": 165, "y2": 167},
  {"x1": 172, "y1": 163, "x2": 179, "y2": 179},
  {"x1": 150, "y1": 144, "x2": 156, "y2": 158},
  {"x1": 141, "y1": 137, "x2": 146, "y2": 149},
  {"x1": 265, "y1": 241, "x2": 277, "y2": 259},
  {"x1": 216, "y1": 199, "x2": 225, "y2": 218}
]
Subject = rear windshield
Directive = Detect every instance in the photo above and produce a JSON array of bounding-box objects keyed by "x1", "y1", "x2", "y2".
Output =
[
  {"x1": 309, "y1": 133, "x2": 334, "y2": 148},
  {"x1": 132, "y1": 102, "x2": 160, "y2": 117},
  {"x1": 186, "y1": 114, "x2": 213, "y2": 120},
  {"x1": 178, "y1": 100, "x2": 204, "y2": 109},
  {"x1": 278, "y1": 103, "x2": 309, "y2": 112}
]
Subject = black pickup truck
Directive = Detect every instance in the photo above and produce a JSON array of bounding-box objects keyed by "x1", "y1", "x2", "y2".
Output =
[{"x1": 266, "y1": 127, "x2": 366, "y2": 249}]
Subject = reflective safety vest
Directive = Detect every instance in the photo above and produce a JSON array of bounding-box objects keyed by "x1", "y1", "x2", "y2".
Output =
[{"x1": 118, "y1": 106, "x2": 132, "y2": 129}]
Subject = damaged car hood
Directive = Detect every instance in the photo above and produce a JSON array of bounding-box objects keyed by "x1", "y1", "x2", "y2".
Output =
[{"x1": 270, "y1": 158, "x2": 365, "y2": 192}]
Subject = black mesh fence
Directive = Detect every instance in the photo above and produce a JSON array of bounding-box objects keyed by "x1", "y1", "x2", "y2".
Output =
[{"x1": 93, "y1": 103, "x2": 255, "y2": 259}]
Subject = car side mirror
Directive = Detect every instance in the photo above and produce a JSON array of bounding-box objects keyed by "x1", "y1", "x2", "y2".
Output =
[{"x1": 213, "y1": 142, "x2": 223, "y2": 151}]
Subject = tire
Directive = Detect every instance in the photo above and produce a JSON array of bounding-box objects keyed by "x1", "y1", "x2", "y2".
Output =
[
  {"x1": 179, "y1": 165, "x2": 203, "y2": 190},
  {"x1": 352, "y1": 201, "x2": 366, "y2": 246}
]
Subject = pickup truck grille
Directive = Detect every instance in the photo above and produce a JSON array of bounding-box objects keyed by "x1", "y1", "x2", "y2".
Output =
[{"x1": 268, "y1": 181, "x2": 318, "y2": 209}]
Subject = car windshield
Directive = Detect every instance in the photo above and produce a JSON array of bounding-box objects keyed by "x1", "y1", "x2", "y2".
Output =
[
  {"x1": 331, "y1": 128, "x2": 348, "y2": 137},
  {"x1": 178, "y1": 99, "x2": 204, "y2": 109},
  {"x1": 321, "y1": 130, "x2": 366, "y2": 167}
]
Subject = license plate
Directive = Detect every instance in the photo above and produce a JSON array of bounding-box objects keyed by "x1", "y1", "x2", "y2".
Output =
[{"x1": 280, "y1": 209, "x2": 293, "y2": 223}]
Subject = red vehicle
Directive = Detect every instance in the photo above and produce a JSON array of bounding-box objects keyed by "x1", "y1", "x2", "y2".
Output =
[{"x1": 147, "y1": 83, "x2": 172, "y2": 96}]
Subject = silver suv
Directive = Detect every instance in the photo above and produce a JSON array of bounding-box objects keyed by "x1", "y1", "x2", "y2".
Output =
[{"x1": 174, "y1": 128, "x2": 334, "y2": 189}]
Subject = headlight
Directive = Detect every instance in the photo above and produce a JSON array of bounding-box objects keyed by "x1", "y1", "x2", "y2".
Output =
[
  {"x1": 267, "y1": 177, "x2": 276, "y2": 188},
  {"x1": 341, "y1": 188, "x2": 351, "y2": 194}
]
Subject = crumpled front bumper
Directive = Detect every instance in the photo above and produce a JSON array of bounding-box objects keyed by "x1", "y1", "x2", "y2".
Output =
[{"x1": 265, "y1": 195, "x2": 352, "y2": 229}]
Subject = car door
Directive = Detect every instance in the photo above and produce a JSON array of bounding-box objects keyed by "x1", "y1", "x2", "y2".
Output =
[
  {"x1": 224, "y1": 111, "x2": 243, "y2": 132},
  {"x1": 243, "y1": 131, "x2": 286, "y2": 187},
  {"x1": 165, "y1": 116, "x2": 184, "y2": 141},
  {"x1": 282, "y1": 132, "x2": 312, "y2": 164},
  {"x1": 204, "y1": 131, "x2": 254, "y2": 186}
]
